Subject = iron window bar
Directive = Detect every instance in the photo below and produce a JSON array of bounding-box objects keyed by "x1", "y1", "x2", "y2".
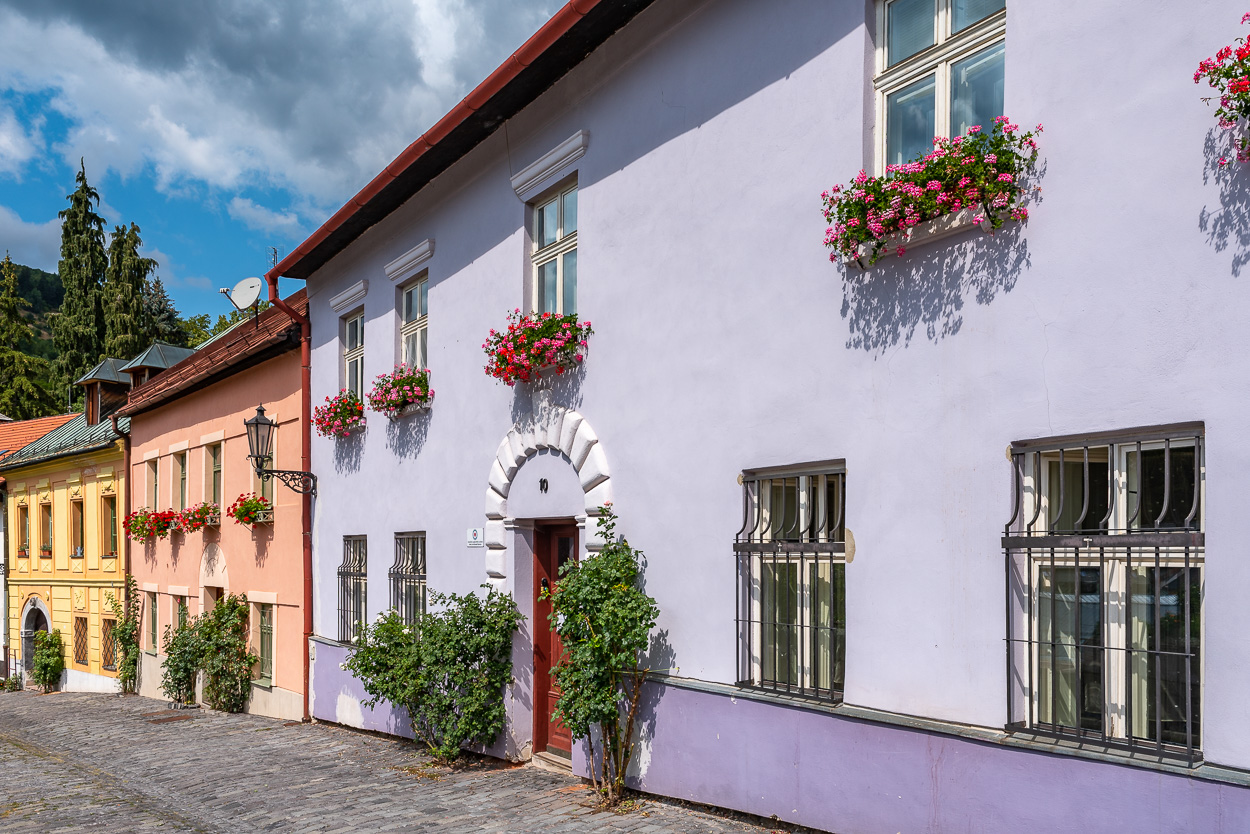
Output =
[
  {"x1": 101, "y1": 619, "x2": 116, "y2": 671},
  {"x1": 1003, "y1": 426, "x2": 1203, "y2": 766},
  {"x1": 735, "y1": 465, "x2": 847, "y2": 703},
  {"x1": 390, "y1": 533, "x2": 428, "y2": 625},
  {"x1": 72, "y1": 617, "x2": 88, "y2": 666},
  {"x1": 339, "y1": 536, "x2": 367, "y2": 644}
]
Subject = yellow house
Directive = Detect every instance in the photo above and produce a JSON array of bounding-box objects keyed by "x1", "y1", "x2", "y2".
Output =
[{"x1": 2, "y1": 360, "x2": 130, "y2": 690}]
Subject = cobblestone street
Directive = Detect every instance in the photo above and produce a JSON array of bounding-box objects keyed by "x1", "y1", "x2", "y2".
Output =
[{"x1": 0, "y1": 691, "x2": 791, "y2": 833}]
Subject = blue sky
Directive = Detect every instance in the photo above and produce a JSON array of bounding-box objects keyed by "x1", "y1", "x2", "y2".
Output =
[{"x1": 0, "y1": 0, "x2": 560, "y2": 318}]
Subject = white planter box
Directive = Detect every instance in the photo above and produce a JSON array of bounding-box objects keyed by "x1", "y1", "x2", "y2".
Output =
[
  {"x1": 852, "y1": 206, "x2": 993, "y2": 268},
  {"x1": 390, "y1": 393, "x2": 435, "y2": 420}
]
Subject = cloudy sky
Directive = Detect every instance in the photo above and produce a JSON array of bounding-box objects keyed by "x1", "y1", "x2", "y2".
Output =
[{"x1": 0, "y1": 0, "x2": 560, "y2": 316}]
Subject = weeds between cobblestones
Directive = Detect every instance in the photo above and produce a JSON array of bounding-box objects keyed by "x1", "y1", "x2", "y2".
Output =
[{"x1": 0, "y1": 691, "x2": 829, "y2": 833}]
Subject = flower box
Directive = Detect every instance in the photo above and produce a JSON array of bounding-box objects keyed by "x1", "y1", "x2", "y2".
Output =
[
  {"x1": 250, "y1": 509, "x2": 274, "y2": 526},
  {"x1": 16, "y1": 548, "x2": 27, "y2": 558},
  {"x1": 228, "y1": 493, "x2": 273, "y2": 526},
  {"x1": 315, "y1": 390, "x2": 367, "y2": 438},
  {"x1": 850, "y1": 206, "x2": 993, "y2": 268},
  {"x1": 367, "y1": 366, "x2": 434, "y2": 420},
  {"x1": 39, "y1": 546, "x2": 52, "y2": 556},
  {"x1": 179, "y1": 502, "x2": 220, "y2": 533},
  {"x1": 483, "y1": 310, "x2": 593, "y2": 387},
  {"x1": 823, "y1": 117, "x2": 1040, "y2": 267}
]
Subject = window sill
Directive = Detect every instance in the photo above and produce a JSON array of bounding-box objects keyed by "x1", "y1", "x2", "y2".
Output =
[
  {"x1": 850, "y1": 206, "x2": 994, "y2": 269},
  {"x1": 390, "y1": 399, "x2": 433, "y2": 421}
]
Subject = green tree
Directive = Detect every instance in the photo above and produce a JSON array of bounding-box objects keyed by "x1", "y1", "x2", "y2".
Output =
[
  {"x1": 103, "y1": 223, "x2": 157, "y2": 358},
  {"x1": 52, "y1": 160, "x2": 107, "y2": 389},
  {"x1": 32, "y1": 629, "x2": 66, "y2": 693},
  {"x1": 143, "y1": 276, "x2": 187, "y2": 347},
  {"x1": 177, "y1": 300, "x2": 270, "y2": 348},
  {"x1": 0, "y1": 253, "x2": 61, "y2": 419}
]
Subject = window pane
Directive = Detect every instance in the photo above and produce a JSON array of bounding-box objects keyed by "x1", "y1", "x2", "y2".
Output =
[
  {"x1": 888, "y1": 0, "x2": 935, "y2": 65},
  {"x1": 347, "y1": 357, "x2": 360, "y2": 397},
  {"x1": 562, "y1": 250, "x2": 577, "y2": 315},
  {"x1": 1130, "y1": 567, "x2": 1201, "y2": 745},
  {"x1": 1038, "y1": 567, "x2": 1103, "y2": 733},
  {"x1": 403, "y1": 331, "x2": 419, "y2": 367},
  {"x1": 538, "y1": 199, "x2": 559, "y2": 248},
  {"x1": 562, "y1": 189, "x2": 577, "y2": 236},
  {"x1": 418, "y1": 278, "x2": 428, "y2": 318},
  {"x1": 768, "y1": 478, "x2": 800, "y2": 541},
  {"x1": 952, "y1": 0, "x2": 1005, "y2": 32},
  {"x1": 403, "y1": 287, "x2": 415, "y2": 323},
  {"x1": 1128, "y1": 447, "x2": 1200, "y2": 530},
  {"x1": 811, "y1": 561, "x2": 846, "y2": 694},
  {"x1": 950, "y1": 41, "x2": 1005, "y2": 137},
  {"x1": 418, "y1": 327, "x2": 427, "y2": 369},
  {"x1": 761, "y1": 562, "x2": 799, "y2": 687},
  {"x1": 886, "y1": 74, "x2": 936, "y2": 166},
  {"x1": 537, "y1": 260, "x2": 558, "y2": 314},
  {"x1": 1047, "y1": 458, "x2": 1109, "y2": 534}
]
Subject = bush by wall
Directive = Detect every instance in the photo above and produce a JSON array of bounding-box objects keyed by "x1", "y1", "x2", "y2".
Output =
[
  {"x1": 345, "y1": 586, "x2": 523, "y2": 761},
  {"x1": 31, "y1": 629, "x2": 65, "y2": 693}
]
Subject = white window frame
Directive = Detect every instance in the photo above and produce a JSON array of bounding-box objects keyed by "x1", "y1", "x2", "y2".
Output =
[
  {"x1": 343, "y1": 312, "x2": 365, "y2": 398},
  {"x1": 399, "y1": 273, "x2": 428, "y2": 369},
  {"x1": 530, "y1": 183, "x2": 578, "y2": 316},
  {"x1": 1018, "y1": 438, "x2": 1205, "y2": 748},
  {"x1": 873, "y1": 0, "x2": 1006, "y2": 173}
]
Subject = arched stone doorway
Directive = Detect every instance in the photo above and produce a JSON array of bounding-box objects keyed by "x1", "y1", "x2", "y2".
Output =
[{"x1": 20, "y1": 597, "x2": 51, "y2": 674}]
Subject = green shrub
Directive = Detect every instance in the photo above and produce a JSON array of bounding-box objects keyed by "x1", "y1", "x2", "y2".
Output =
[
  {"x1": 546, "y1": 508, "x2": 659, "y2": 805},
  {"x1": 31, "y1": 629, "x2": 66, "y2": 693},
  {"x1": 3, "y1": 672, "x2": 23, "y2": 692},
  {"x1": 160, "y1": 618, "x2": 202, "y2": 705},
  {"x1": 345, "y1": 585, "x2": 522, "y2": 761},
  {"x1": 105, "y1": 574, "x2": 142, "y2": 693},
  {"x1": 198, "y1": 594, "x2": 257, "y2": 713}
]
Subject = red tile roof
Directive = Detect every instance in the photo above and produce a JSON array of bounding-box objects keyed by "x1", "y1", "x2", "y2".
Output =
[
  {"x1": 118, "y1": 289, "x2": 308, "y2": 417},
  {"x1": 0, "y1": 413, "x2": 79, "y2": 465}
]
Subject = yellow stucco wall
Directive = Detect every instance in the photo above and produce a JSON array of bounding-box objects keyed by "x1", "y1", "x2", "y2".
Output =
[{"x1": 6, "y1": 439, "x2": 126, "y2": 683}]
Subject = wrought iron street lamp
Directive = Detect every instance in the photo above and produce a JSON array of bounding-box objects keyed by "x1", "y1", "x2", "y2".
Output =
[{"x1": 245, "y1": 405, "x2": 317, "y2": 494}]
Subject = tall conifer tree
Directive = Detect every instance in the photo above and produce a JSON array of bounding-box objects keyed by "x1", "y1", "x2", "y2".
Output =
[
  {"x1": 52, "y1": 160, "x2": 107, "y2": 387},
  {"x1": 143, "y1": 276, "x2": 187, "y2": 346},
  {"x1": 0, "y1": 253, "x2": 60, "y2": 419},
  {"x1": 104, "y1": 222, "x2": 157, "y2": 358}
]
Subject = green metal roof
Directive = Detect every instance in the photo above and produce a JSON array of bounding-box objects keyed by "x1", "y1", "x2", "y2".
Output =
[
  {"x1": 0, "y1": 413, "x2": 128, "y2": 471},
  {"x1": 75, "y1": 357, "x2": 129, "y2": 385},
  {"x1": 120, "y1": 342, "x2": 196, "y2": 372}
]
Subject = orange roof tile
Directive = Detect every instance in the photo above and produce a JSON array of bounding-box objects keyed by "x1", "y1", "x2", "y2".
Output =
[{"x1": 0, "y1": 413, "x2": 78, "y2": 465}]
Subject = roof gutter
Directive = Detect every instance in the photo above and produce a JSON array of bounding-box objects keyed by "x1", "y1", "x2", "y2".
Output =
[{"x1": 266, "y1": 274, "x2": 314, "y2": 723}]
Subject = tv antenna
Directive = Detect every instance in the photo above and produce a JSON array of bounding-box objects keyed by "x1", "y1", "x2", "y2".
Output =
[{"x1": 219, "y1": 276, "x2": 264, "y2": 322}]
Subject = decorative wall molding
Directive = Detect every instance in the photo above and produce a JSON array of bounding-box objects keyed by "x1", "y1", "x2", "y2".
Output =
[
  {"x1": 510, "y1": 130, "x2": 589, "y2": 202},
  {"x1": 329, "y1": 279, "x2": 369, "y2": 313},
  {"x1": 168, "y1": 440, "x2": 189, "y2": 454},
  {"x1": 199, "y1": 430, "x2": 224, "y2": 445},
  {"x1": 248, "y1": 590, "x2": 278, "y2": 605},
  {"x1": 384, "y1": 239, "x2": 435, "y2": 283},
  {"x1": 483, "y1": 396, "x2": 611, "y2": 579}
]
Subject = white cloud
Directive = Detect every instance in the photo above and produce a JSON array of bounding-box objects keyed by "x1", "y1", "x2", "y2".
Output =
[
  {"x1": 0, "y1": 104, "x2": 41, "y2": 177},
  {"x1": 0, "y1": 1, "x2": 562, "y2": 212},
  {"x1": 227, "y1": 196, "x2": 304, "y2": 239},
  {"x1": 0, "y1": 204, "x2": 60, "y2": 270}
]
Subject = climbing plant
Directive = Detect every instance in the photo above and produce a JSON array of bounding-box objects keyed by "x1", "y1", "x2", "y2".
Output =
[
  {"x1": 545, "y1": 507, "x2": 660, "y2": 806},
  {"x1": 160, "y1": 617, "x2": 202, "y2": 705},
  {"x1": 105, "y1": 574, "x2": 142, "y2": 693},
  {"x1": 197, "y1": 594, "x2": 257, "y2": 713}
]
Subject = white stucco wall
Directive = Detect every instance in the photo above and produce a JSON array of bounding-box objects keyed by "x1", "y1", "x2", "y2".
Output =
[{"x1": 303, "y1": 0, "x2": 1250, "y2": 771}]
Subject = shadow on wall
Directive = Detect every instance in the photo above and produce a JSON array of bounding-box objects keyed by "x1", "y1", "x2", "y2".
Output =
[
  {"x1": 385, "y1": 410, "x2": 430, "y2": 459},
  {"x1": 333, "y1": 430, "x2": 365, "y2": 473},
  {"x1": 252, "y1": 523, "x2": 273, "y2": 567},
  {"x1": 1199, "y1": 128, "x2": 1250, "y2": 276},
  {"x1": 508, "y1": 364, "x2": 586, "y2": 428},
  {"x1": 839, "y1": 220, "x2": 1032, "y2": 354}
]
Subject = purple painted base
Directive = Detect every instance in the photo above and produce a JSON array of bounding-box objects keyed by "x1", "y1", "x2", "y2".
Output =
[
  {"x1": 625, "y1": 681, "x2": 1250, "y2": 834},
  {"x1": 309, "y1": 638, "x2": 413, "y2": 739}
]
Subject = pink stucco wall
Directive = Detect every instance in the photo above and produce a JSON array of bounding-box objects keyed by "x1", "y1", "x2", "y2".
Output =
[{"x1": 128, "y1": 350, "x2": 304, "y2": 716}]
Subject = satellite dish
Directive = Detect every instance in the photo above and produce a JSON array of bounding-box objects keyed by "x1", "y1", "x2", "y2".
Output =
[{"x1": 230, "y1": 276, "x2": 264, "y2": 310}]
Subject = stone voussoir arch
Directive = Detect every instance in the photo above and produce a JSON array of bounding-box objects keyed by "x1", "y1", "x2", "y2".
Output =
[{"x1": 483, "y1": 404, "x2": 611, "y2": 577}]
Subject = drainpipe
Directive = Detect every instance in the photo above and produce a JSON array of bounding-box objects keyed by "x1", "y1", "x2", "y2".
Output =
[
  {"x1": 266, "y1": 276, "x2": 313, "y2": 723},
  {"x1": 110, "y1": 414, "x2": 132, "y2": 580}
]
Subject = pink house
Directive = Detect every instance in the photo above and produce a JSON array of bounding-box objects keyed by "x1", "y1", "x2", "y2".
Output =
[{"x1": 118, "y1": 291, "x2": 309, "y2": 720}]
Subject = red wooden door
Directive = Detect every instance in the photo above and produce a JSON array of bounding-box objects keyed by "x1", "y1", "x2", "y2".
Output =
[{"x1": 533, "y1": 523, "x2": 578, "y2": 757}]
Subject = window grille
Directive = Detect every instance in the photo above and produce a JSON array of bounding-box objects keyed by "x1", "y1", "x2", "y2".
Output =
[
  {"x1": 73, "y1": 617, "x2": 88, "y2": 665},
  {"x1": 391, "y1": 533, "x2": 428, "y2": 624},
  {"x1": 101, "y1": 619, "x2": 116, "y2": 671},
  {"x1": 257, "y1": 604, "x2": 274, "y2": 684},
  {"x1": 339, "y1": 536, "x2": 368, "y2": 643},
  {"x1": 1003, "y1": 423, "x2": 1204, "y2": 764},
  {"x1": 735, "y1": 462, "x2": 847, "y2": 702}
]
